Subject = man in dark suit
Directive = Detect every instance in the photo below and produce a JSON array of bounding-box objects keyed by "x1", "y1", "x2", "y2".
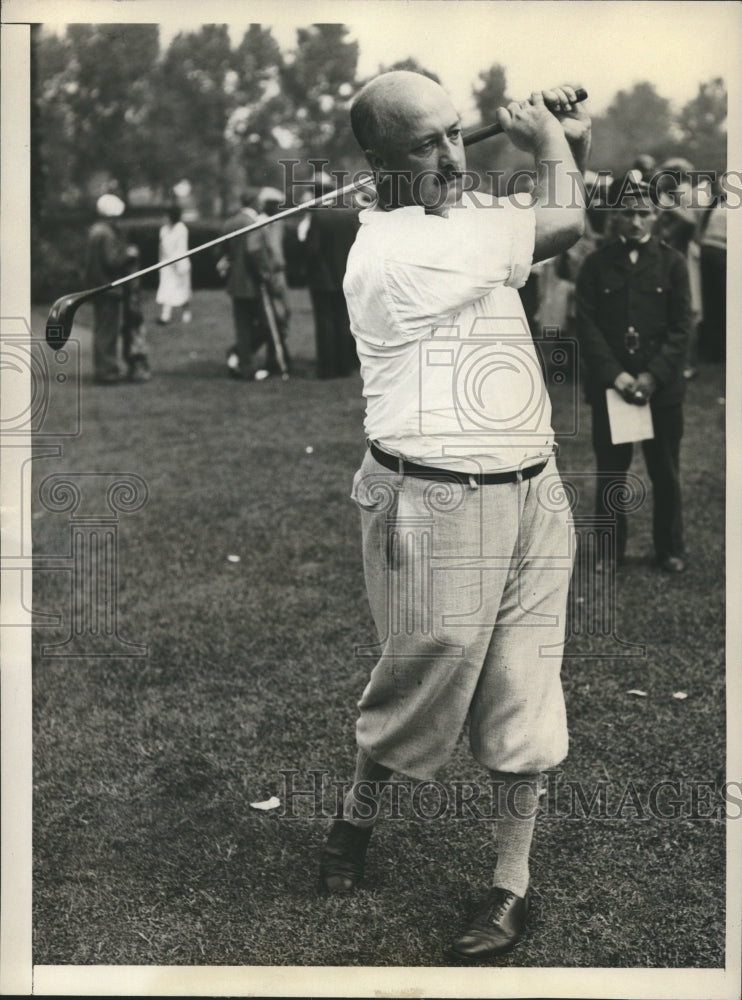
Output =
[
  {"x1": 300, "y1": 178, "x2": 360, "y2": 379},
  {"x1": 575, "y1": 174, "x2": 692, "y2": 573}
]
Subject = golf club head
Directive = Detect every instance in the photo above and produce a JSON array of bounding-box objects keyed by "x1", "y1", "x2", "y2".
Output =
[{"x1": 45, "y1": 287, "x2": 102, "y2": 350}]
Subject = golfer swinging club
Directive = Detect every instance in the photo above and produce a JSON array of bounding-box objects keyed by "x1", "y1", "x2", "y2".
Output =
[{"x1": 319, "y1": 71, "x2": 591, "y2": 962}]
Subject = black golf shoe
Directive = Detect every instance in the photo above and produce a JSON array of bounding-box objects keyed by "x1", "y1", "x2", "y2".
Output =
[
  {"x1": 446, "y1": 886, "x2": 530, "y2": 963},
  {"x1": 318, "y1": 820, "x2": 373, "y2": 895}
]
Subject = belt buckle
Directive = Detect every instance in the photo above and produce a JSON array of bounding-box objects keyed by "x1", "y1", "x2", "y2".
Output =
[
  {"x1": 515, "y1": 469, "x2": 524, "y2": 483},
  {"x1": 625, "y1": 327, "x2": 640, "y2": 354}
]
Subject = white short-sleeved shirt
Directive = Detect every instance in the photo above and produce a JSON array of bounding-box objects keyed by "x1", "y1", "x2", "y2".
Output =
[{"x1": 343, "y1": 192, "x2": 554, "y2": 474}]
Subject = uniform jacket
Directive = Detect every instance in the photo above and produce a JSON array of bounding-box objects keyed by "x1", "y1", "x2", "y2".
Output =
[
  {"x1": 575, "y1": 237, "x2": 692, "y2": 408},
  {"x1": 220, "y1": 209, "x2": 273, "y2": 299},
  {"x1": 85, "y1": 219, "x2": 130, "y2": 295}
]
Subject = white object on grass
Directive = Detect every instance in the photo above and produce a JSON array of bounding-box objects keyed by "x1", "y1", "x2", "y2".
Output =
[{"x1": 249, "y1": 796, "x2": 281, "y2": 811}]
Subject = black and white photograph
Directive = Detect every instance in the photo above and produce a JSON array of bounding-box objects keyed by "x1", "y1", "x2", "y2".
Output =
[{"x1": 1, "y1": 0, "x2": 740, "y2": 996}]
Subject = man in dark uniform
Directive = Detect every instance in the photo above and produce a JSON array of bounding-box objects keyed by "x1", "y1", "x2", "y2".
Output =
[{"x1": 575, "y1": 174, "x2": 692, "y2": 573}]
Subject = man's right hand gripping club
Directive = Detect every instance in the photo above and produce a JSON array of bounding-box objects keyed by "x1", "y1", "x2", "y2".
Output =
[{"x1": 495, "y1": 86, "x2": 591, "y2": 262}]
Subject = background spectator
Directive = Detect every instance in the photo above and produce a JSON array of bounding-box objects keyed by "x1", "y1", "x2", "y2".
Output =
[
  {"x1": 631, "y1": 153, "x2": 656, "y2": 182},
  {"x1": 217, "y1": 191, "x2": 279, "y2": 381},
  {"x1": 576, "y1": 175, "x2": 692, "y2": 574},
  {"x1": 258, "y1": 187, "x2": 292, "y2": 356},
  {"x1": 654, "y1": 158, "x2": 714, "y2": 378},
  {"x1": 156, "y1": 204, "x2": 192, "y2": 325},
  {"x1": 298, "y1": 174, "x2": 360, "y2": 379},
  {"x1": 85, "y1": 193, "x2": 147, "y2": 384},
  {"x1": 699, "y1": 183, "x2": 727, "y2": 362},
  {"x1": 121, "y1": 245, "x2": 152, "y2": 382}
]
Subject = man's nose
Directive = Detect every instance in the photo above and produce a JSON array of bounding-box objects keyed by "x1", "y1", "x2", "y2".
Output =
[{"x1": 438, "y1": 137, "x2": 458, "y2": 169}]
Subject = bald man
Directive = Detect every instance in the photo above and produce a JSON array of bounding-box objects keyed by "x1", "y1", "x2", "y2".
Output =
[{"x1": 319, "y1": 71, "x2": 591, "y2": 963}]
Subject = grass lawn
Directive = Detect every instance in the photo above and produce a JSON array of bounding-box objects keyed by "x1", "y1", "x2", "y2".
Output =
[{"x1": 30, "y1": 286, "x2": 726, "y2": 968}]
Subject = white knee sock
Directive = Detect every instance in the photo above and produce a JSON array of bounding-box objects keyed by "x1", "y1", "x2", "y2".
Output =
[
  {"x1": 342, "y1": 748, "x2": 393, "y2": 828},
  {"x1": 490, "y1": 771, "x2": 541, "y2": 897}
]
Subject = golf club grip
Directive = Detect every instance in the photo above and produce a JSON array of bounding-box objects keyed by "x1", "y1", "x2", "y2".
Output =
[{"x1": 463, "y1": 88, "x2": 588, "y2": 146}]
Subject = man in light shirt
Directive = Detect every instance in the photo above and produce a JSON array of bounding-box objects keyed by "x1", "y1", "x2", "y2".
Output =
[{"x1": 319, "y1": 71, "x2": 590, "y2": 962}]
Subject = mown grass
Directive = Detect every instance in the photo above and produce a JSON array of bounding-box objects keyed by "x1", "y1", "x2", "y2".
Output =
[{"x1": 31, "y1": 287, "x2": 726, "y2": 968}]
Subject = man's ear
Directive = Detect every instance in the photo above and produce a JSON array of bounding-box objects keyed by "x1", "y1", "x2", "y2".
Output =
[{"x1": 364, "y1": 148, "x2": 386, "y2": 172}]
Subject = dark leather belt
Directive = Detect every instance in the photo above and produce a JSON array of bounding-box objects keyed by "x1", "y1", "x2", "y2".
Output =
[{"x1": 369, "y1": 443, "x2": 549, "y2": 485}]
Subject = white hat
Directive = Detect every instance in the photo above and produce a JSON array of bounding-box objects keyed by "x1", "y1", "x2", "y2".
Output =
[
  {"x1": 96, "y1": 193, "x2": 125, "y2": 217},
  {"x1": 259, "y1": 186, "x2": 284, "y2": 205},
  {"x1": 314, "y1": 170, "x2": 335, "y2": 192}
]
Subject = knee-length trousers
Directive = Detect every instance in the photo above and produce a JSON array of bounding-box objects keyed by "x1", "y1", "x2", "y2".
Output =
[{"x1": 351, "y1": 450, "x2": 575, "y2": 780}]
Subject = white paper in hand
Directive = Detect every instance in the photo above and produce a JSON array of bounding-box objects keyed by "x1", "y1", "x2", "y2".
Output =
[{"x1": 606, "y1": 388, "x2": 654, "y2": 445}]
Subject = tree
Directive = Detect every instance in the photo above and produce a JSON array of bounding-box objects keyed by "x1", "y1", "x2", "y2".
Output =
[
  {"x1": 472, "y1": 64, "x2": 509, "y2": 124},
  {"x1": 675, "y1": 78, "x2": 727, "y2": 175},
  {"x1": 591, "y1": 81, "x2": 675, "y2": 174},
  {"x1": 466, "y1": 63, "x2": 524, "y2": 188},
  {"x1": 225, "y1": 25, "x2": 294, "y2": 192},
  {"x1": 62, "y1": 24, "x2": 160, "y2": 199},
  {"x1": 281, "y1": 24, "x2": 360, "y2": 170},
  {"x1": 31, "y1": 24, "x2": 58, "y2": 215},
  {"x1": 148, "y1": 25, "x2": 235, "y2": 214},
  {"x1": 33, "y1": 25, "x2": 159, "y2": 208}
]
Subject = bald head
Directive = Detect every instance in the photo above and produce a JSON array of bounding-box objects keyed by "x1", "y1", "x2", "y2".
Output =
[
  {"x1": 350, "y1": 70, "x2": 466, "y2": 213},
  {"x1": 350, "y1": 71, "x2": 457, "y2": 159}
]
